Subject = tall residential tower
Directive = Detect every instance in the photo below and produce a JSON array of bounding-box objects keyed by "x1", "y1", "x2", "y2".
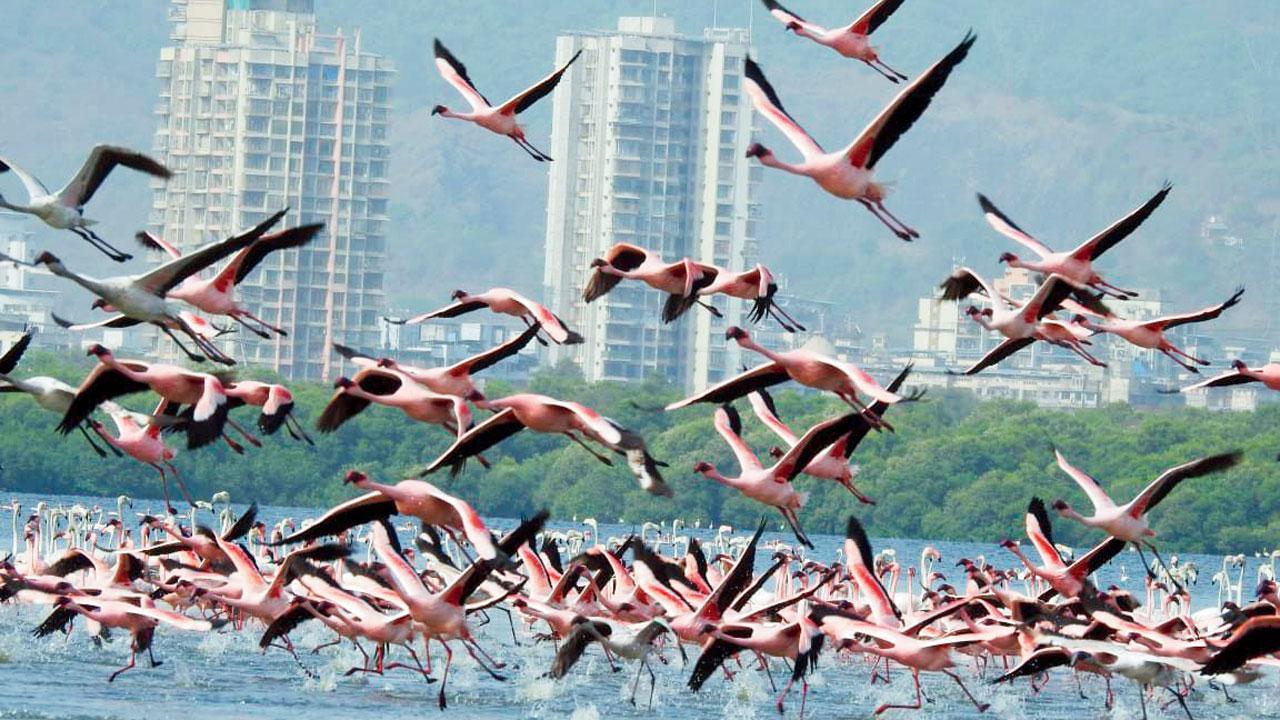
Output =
[
  {"x1": 542, "y1": 17, "x2": 761, "y2": 391},
  {"x1": 150, "y1": 0, "x2": 393, "y2": 380}
]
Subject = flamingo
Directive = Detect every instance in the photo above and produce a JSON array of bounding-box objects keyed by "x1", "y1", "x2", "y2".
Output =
[
  {"x1": 761, "y1": 0, "x2": 909, "y2": 82},
  {"x1": 748, "y1": 390, "x2": 871, "y2": 503},
  {"x1": 419, "y1": 393, "x2": 671, "y2": 497},
  {"x1": 978, "y1": 183, "x2": 1171, "y2": 300},
  {"x1": 1050, "y1": 449, "x2": 1241, "y2": 582},
  {"x1": 316, "y1": 365, "x2": 474, "y2": 437},
  {"x1": 17, "y1": 209, "x2": 290, "y2": 364},
  {"x1": 1073, "y1": 287, "x2": 1244, "y2": 373},
  {"x1": 583, "y1": 243, "x2": 722, "y2": 323},
  {"x1": 0, "y1": 331, "x2": 121, "y2": 457},
  {"x1": 667, "y1": 327, "x2": 901, "y2": 429},
  {"x1": 432, "y1": 38, "x2": 581, "y2": 162},
  {"x1": 1176, "y1": 359, "x2": 1280, "y2": 393},
  {"x1": 691, "y1": 262, "x2": 807, "y2": 332},
  {"x1": 0, "y1": 144, "x2": 171, "y2": 262},
  {"x1": 272, "y1": 470, "x2": 499, "y2": 561},
  {"x1": 999, "y1": 497, "x2": 1126, "y2": 600},
  {"x1": 743, "y1": 32, "x2": 975, "y2": 240},
  {"x1": 56, "y1": 344, "x2": 231, "y2": 450},
  {"x1": 385, "y1": 287, "x2": 581, "y2": 345},
  {"x1": 332, "y1": 323, "x2": 539, "y2": 401},
  {"x1": 133, "y1": 222, "x2": 323, "y2": 337},
  {"x1": 939, "y1": 268, "x2": 1076, "y2": 374},
  {"x1": 223, "y1": 380, "x2": 311, "y2": 444},
  {"x1": 695, "y1": 406, "x2": 868, "y2": 547},
  {"x1": 90, "y1": 399, "x2": 189, "y2": 513},
  {"x1": 550, "y1": 618, "x2": 683, "y2": 708}
]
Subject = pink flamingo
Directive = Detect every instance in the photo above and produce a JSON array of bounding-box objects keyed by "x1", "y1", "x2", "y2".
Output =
[
  {"x1": 420, "y1": 393, "x2": 671, "y2": 497},
  {"x1": 761, "y1": 0, "x2": 909, "y2": 82},
  {"x1": 57, "y1": 344, "x2": 230, "y2": 451},
  {"x1": 386, "y1": 287, "x2": 581, "y2": 345},
  {"x1": 333, "y1": 323, "x2": 539, "y2": 401},
  {"x1": 431, "y1": 39, "x2": 581, "y2": 162},
  {"x1": 748, "y1": 387, "x2": 877, "y2": 503},
  {"x1": 1073, "y1": 287, "x2": 1244, "y2": 373},
  {"x1": 90, "y1": 398, "x2": 188, "y2": 513},
  {"x1": 668, "y1": 327, "x2": 901, "y2": 428},
  {"x1": 999, "y1": 497, "x2": 1126, "y2": 600},
  {"x1": 584, "y1": 243, "x2": 722, "y2": 323},
  {"x1": 743, "y1": 33, "x2": 975, "y2": 240},
  {"x1": 693, "y1": 262, "x2": 807, "y2": 332},
  {"x1": 1178, "y1": 359, "x2": 1280, "y2": 393},
  {"x1": 316, "y1": 365, "x2": 473, "y2": 437},
  {"x1": 940, "y1": 269, "x2": 1076, "y2": 374},
  {"x1": 224, "y1": 380, "x2": 310, "y2": 443},
  {"x1": 979, "y1": 184, "x2": 1171, "y2": 299},
  {"x1": 135, "y1": 222, "x2": 323, "y2": 337}
]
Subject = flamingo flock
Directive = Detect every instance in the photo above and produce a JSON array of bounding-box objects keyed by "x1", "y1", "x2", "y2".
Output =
[{"x1": 0, "y1": 1, "x2": 1274, "y2": 717}]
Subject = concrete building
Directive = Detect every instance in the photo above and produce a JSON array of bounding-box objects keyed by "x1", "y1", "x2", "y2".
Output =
[
  {"x1": 150, "y1": 0, "x2": 393, "y2": 380},
  {"x1": 0, "y1": 212, "x2": 67, "y2": 350},
  {"x1": 541, "y1": 17, "x2": 761, "y2": 392}
]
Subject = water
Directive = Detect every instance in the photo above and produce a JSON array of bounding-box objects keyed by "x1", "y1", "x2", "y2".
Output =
[{"x1": 0, "y1": 491, "x2": 1274, "y2": 719}]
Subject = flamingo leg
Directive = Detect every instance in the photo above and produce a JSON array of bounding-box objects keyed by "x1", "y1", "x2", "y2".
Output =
[
  {"x1": 78, "y1": 422, "x2": 116, "y2": 457},
  {"x1": 107, "y1": 650, "x2": 138, "y2": 682},
  {"x1": 72, "y1": 226, "x2": 132, "y2": 262},
  {"x1": 875, "y1": 201, "x2": 920, "y2": 239},
  {"x1": 225, "y1": 418, "x2": 263, "y2": 448},
  {"x1": 237, "y1": 308, "x2": 288, "y2": 336},
  {"x1": 160, "y1": 326, "x2": 209, "y2": 364},
  {"x1": 509, "y1": 136, "x2": 546, "y2": 162},
  {"x1": 861, "y1": 58, "x2": 902, "y2": 83},
  {"x1": 943, "y1": 668, "x2": 990, "y2": 713},
  {"x1": 873, "y1": 57, "x2": 909, "y2": 81},
  {"x1": 875, "y1": 669, "x2": 923, "y2": 715},
  {"x1": 229, "y1": 313, "x2": 272, "y2": 339},
  {"x1": 856, "y1": 199, "x2": 913, "y2": 240},
  {"x1": 1159, "y1": 348, "x2": 1201, "y2": 374},
  {"x1": 564, "y1": 432, "x2": 613, "y2": 466}
]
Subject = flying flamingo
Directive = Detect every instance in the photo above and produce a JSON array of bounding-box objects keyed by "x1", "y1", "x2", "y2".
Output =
[
  {"x1": 1175, "y1": 359, "x2": 1280, "y2": 394},
  {"x1": 316, "y1": 365, "x2": 474, "y2": 437},
  {"x1": 747, "y1": 391, "x2": 872, "y2": 503},
  {"x1": 57, "y1": 344, "x2": 231, "y2": 451},
  {"x1": 273, "y1": 470, "x2": 499, "y2": 561},
  {"x1": 1050, "y1": 449, "x2": 1241, "y2": 582},
  {"x1": 223, "y1": 380, "x2": 311, "y2": 443},
  {"x1": 939, "y1": 268, "x2": 1075, "y2": 374},
  {"x1": 90, "y1": 399, "x2": 189, "y2": 513},
  {"x1": 134, "y1": 222, "x2": 323, "y2": 337},
  {"x1": 667, "y1": 327, "x2": 901, "y2": 429},
  {"x1": 999, "y1": 497, "x2": 1126, "y2": 600},
  {"x1": 584, "y1": 243, "x2": 722, "y2": 323},
  {"x1": 1073, "y1": 287, "x2": 1244, "y2": 373},
  {"x1": 761, "y1": 0, "x2": 909, "y2": 82},
  {"x1": 0, "y1": 144, "x2": 171, "y2": 261},
  {"x1": 694, "y1": 406, "x2": 868, "y2": 547},
  {"x1": 691, "y1": 262, "x2": 807, "y2": 332},
  {"x1": 743, "y1": 33, "x2": 975, "y2": 240},
  {"x1": 17, "y1": 209, "x2": 290, "y2": 364},
  {"x1": 432, "y1": 38, "x2": 581, "y2": 161},
  {"x1": 978, "y1": 183, "x2": 1171, "y2": 300},
  {"x1": 332, "y1": 323, "x2": 539, "y2": 401},
  {"x1": 419, "y1": 393, "x2": 672, "y2": 497},
  {"x1": 385, "y1": 288, "x2": 581, "y2": 345},
  {"x1": 0, "y1": 331, "x2": 121, "y2": 457}
]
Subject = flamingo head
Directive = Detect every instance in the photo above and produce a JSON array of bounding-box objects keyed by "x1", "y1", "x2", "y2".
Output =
[
  {"x1": 86, "y1": 343, "x2": 110, "y2": 358},
  {"x1": 90, "y1": 298, "x2": 108, "y2": 310},
  {"x1": 1050, "y1": 499, "x2": 1071, "y2": 514},
  {"x1": 693, "y1": 461, "x2": 714, "y2": 475},
  {"x1": 450, "y1": 289, "x2": 468, "y2": 300},
  {"x1": 768, "y1": 446, "x2": 785, "y2": 459},
  {"x1": 1232, "y1": 359, "x2": 1247, "y2": 371},
  {"x1": 724, "y1": 326, "x2": 749, "y2": 343},
  {"x1": 343, "y1": 470, "x2": 368, "y2": 486},
  {"x1": 376, "y1": 358, "x2": 396, "y2": 369},
  {"x1": 589, "y1": 258, "x2": 608, "y2": 268},
  {"x1": 998, "y1": 252, "x2": 1018, "y2": 264},
  {"x1": 334, "y1": 377, "x2": 354, "y2": 390},
  {"x1": 744, "y1": 142, "x2": 772, "y2": 160},
  {"x1": 998, "y1": 538, "x2": 1019, "y2": 550},
  {"x1": 431, "y1": 105, "x2": 448, "y2": 116},
  {"x1": 32, "y1": 251, "x2": 60, "y2": 267}
]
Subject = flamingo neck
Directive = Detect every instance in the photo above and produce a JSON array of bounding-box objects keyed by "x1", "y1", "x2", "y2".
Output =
[{"x1": 758, "y1": 153, "x2": 808, "y2": 177}]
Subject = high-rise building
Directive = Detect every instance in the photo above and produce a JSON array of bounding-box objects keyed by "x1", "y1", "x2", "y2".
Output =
[
  {"x1": 542, "y1": 17, "x2": 761, "y2": 392},
  {"x1": 150, "y1": 0, "x2": 393, "y2": 380}
]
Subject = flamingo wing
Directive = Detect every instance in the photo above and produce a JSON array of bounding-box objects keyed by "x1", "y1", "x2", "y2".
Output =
[
  {"x1": 389, "y1": 299, "x2": 488, "y2": 325},
  {"x1": 810, "y1": 355, "x2": 901, "y2": 405},
  {"x1": 844, "y1": 516, "x2": 902, "y2": 624},
  {"x1": 419, "y1": 482, "x2": 499, "y2": 561},
  {"x1": 1025, "y1": 497, "x2": 1065, "y2": 569},
  {"x1": 842, "y1": 363, "x2": 915, "y2": 458},
  {"x1": 274, "y1": 491, "x2": 397, "y2": 545},
  {"x1": 748, "y1": 388, "x2": 800, "y2": 445},
  {"x1": 583, "y1": 244, "x2": 649, "y2": 302},
  {"x1": 497, "y1": 50, "x2": 583, "y2": 115},
  {"x1": 1069, "y1": 183, "x2": 1172, "y2": 261},
  {"x1": 56, "y1": 145, "x2": 171, "y2": 206},
  {"x1": 432, "y1": 39, "x2": 492, "y2": 110},
  {"x1": 976, "y1": 193, "x2": 1055, "y2": 257},
  {"x1": 842, "y1": 31, "x2": 975, "y2": 169},
  {"x1": 231, "y1": 223, "x2": 323, "y2": 286},
  {"x1": 315, "y1": 387, "x2": 371, "y2": 433},
  {"x1": 138, "y1": 209, "x2": 287, "y2": 295},
  {"x1": 134, "y1": 230, "x2": 183, "y2": 259},
  {"x1": 1020, "y1": 274, "x2": 1073, "y2": 323},
  {"x1": 743, "y1": 56, "x2": 825, "y2": 159},
  {"x1": 0, "y1": 331, "x2": 31, "y2": 375},
  {"x1": 961, "y1": 337, "x2": 1036, "y2": 375},
  {"x1": 939, "y1": 266, "x2": 1002, "y2": 305},
  {"x1": 330, "y1": 343, "x2": 381, "y2": 370},
  {"x1": 761, "y1": 0, "x2": 825, "y2": 34},
  {"x1": 666, "y1": 361, "x2": 789, "y2": 410},
  {"x1": 1128, "y1": 452, "x2": 1240, "y2": 518},
  {"x1": 1201, "y1": 616, "x2": 1280, "y2": 675},
  {"x1": 775, "y1": 412, "x2": 863, "y2": 482},
  {"x1": 846, "y1": 0, "x2": 908, "y2": 35},
  {"x1": 0, "y1": 155, "x2": 49, "y2": 199},
  {"x1": 52, "y1": 312, "x2": 143, "y2": 332},
  {"x1": 419, "y1": 408, "x2": 526, "y2": 476},
  {"x1": 1053, "y1": 450, "x2": 1115, "y2": 511},
  {"x1": 507, "y1": 292, "x2": 575, "y2": 343},
  {"x1": 448, "y1": 324, "x2": 539, "y2": 376},
  {"x1": 1143, "y1": 287, "x2": 1243, "y2": 331},
  {"x1": 697, "y1": 520, "x2": 766, "y2": 620},
  {"x1": 1178, "y1": 368, "x2": 1255, "y2": 392},
  {"x1": 57, "y1": 363, "x2": 151, "y2": 435}
]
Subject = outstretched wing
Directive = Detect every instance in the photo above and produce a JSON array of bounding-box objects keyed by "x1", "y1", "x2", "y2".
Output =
[
  {"x1": 56, "y1": 144, "x2": 172, "y2": 206},
  {"x1": 961, "y1": 336, "x2": 1036, "y2": 375},
  {"x1": 433, "y1": 39, "x2": 491, "y2": 110},
  {"x1": 666, "y1": 362, "x2": 789, "y2": 410},
  {"x1": 976, "y1": 193, "x2": 1054, "y2": 257},
  {"x1": 744, "y1": 56, "x2": 824, "y2": 159},
  {"x1": 498, "y1": 50, "x2": 582, "y2": 115},
  {"x1": 1069, "y1": 183, "x2": 1172, "y2": 261}
]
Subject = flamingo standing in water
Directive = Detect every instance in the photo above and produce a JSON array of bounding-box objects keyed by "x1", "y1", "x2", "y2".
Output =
[
  {"x1": 0, "y1": 144, "x2": 171, "y2": 262},
  {"x1": 668, "y1": 327, "x2": 901, "y2": 429},
  {"x1": 385, "y1": 288, "x2": 581, "y2": 345},
  {"x1": 1050, "y1": 449, "x2": 1241, "y2": 582},
  {"x1": 1073, "y1": 287, "x2": 1244, "y2": 373},
  {"x1": 743, "y1": 33, "x2": 975, "y2": 240},
  {"x1": 134, "y1": 222, "x2": 323, "y2": 337},
  {"x1": 584, "y1": 243, "x2": 721, "y2": 323},
  {"x1": 90, "y1": 399, "x2": 189, "y2": 513},
  {"x1": 431, "y1": 39, "x2": 581, "y2": 162},
  {"x1": 419, "y1": 393, "x2": 671, "y2": 497},
  {"x1": 978, "y1": 183, "x2": 1172, "y2": 299},
  {"x1": 761, "y1": 0, "x2": 909, "y2": 82}
]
